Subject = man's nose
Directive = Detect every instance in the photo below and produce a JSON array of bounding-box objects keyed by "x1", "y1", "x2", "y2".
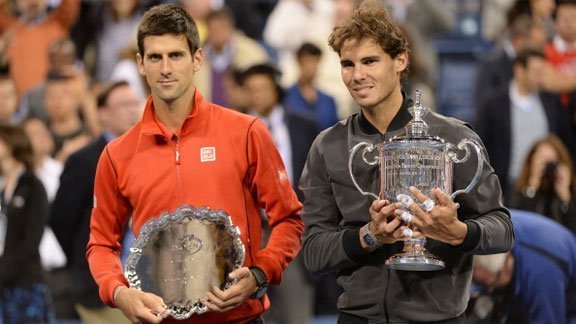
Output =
[{"x1": 160, "y1": 58, "x2": 172, "y2": 75}]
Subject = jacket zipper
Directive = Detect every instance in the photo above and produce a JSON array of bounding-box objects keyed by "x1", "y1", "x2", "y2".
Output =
[{"x1": 174, "y1": 136, "x2": 183, "y2": 202}]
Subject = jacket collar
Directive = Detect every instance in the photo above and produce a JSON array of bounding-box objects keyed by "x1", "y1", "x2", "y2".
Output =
[
  {"x1": 358, "y1": 92, "x2": 414, "y2": 135},
  {"x1": 140, "y1": 89, "x2": 209, "y2": 138}
]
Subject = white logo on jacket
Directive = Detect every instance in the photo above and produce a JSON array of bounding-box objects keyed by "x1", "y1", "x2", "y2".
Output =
[{"x1": 201, "y1": 147, "x2": 216, "y2": 162}]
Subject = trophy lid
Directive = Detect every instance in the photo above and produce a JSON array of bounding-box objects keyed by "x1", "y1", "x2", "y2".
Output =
[
  {"x1": 405, "y1": 89, "x2": 429, "y2": 138},
  {"x1": 389, "y1": 89, "x2": 441, "y2": 143}
]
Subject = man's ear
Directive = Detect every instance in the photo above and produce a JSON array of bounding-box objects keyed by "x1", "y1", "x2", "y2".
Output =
[
  {"x1": 136, "y1": 53, "x2": 145, "y2": 76},
  {"x1": 192, "y1": 48, "x2": 203, "y2": 73},
  {"x1": 395, "y1": 51, "x2": 408, "y2": 74}
]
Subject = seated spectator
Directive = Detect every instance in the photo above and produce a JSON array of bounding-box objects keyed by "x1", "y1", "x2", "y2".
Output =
[
  {"x1": 510, "y1": 134, "x2": 575, "y2": 232},
  {"x1": 284, "y1": 42, "x2": 339, "y2": 130},
  {"x1": 469, "y1": 209, "x2": 576, "y2": 323}
]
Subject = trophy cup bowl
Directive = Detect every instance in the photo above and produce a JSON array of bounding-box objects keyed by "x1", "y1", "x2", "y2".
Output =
[
  {"x1": 124, "y1": 205, "x2": 245, "y2": 319},
  {"x1": 348, "y1": 90, "x2": 484, "y2": 271}
]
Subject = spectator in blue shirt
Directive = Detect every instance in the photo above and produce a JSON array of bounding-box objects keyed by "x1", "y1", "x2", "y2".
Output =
[{"x1": 284, "y1": 42, "x2": 339, "y2": 130}]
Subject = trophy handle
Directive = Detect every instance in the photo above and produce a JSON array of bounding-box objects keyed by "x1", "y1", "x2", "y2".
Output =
[
  {"x1": 349, "y1": 142, "x2": 380, "y2": 200},
  {"x1": 448, "y1": 139, "x2": 485, "y2": 200}
]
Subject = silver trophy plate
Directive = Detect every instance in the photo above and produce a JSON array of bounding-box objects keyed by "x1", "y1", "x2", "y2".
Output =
[{"x1": 124, "y1": 205, "x2": 245, "y2": 319}]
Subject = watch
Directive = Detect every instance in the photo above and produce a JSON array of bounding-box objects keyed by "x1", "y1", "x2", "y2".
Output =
[
  {"x1": 362, "y1": 222, "x2": 382, "y2": 249},
  {"x1": 249, "y1": 266, "x2": 268, "y2": 299}
]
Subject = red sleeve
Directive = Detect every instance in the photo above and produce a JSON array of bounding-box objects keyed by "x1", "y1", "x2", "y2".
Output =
[
  {"x1": 86, "y1": 146, "x2": 133, "y2": 307},
  {"x1": 246, "y1": 119, "x2": 304, "y2": 285},
  {"x1": 48, "y1": 0, "x2": 80, "y2": 30}
]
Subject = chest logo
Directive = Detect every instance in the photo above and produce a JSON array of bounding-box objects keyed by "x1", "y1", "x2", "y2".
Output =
[{"x1": 200, "y1": 147, "x2": 216, "y2": 162}]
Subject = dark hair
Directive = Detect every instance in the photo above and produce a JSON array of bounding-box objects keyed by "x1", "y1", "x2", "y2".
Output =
[
  {"x1": 96, "y1": 80, "x2": 130, "y2": 109},
  {"x1": 0, "y1": 124, "x2": 35, "y2": 170},
  {"x1": 241, "y1": 63, "x2": 285, "y2": 102},
  {"x1": 328, "y1": 0, "x2": 410, "y2": 81},
  {"x1": 513, "y1": 47, "x2": 545, "y2": 67},
  {"x1": 137, "y1": 4, "x2": 200, "y2": 57},
  {"x1": 296, "y1": 42, "x2": 322, "y2": 60}
]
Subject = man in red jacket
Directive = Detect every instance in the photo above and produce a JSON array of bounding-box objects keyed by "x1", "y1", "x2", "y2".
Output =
[{"x1": 86, "y1": 4, "x2": 304, "y2": 323}]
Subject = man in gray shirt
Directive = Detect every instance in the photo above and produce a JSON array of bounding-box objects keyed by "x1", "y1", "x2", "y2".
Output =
[{"x1": 299, "y1": 1, "x2": 514, "y2": 322}]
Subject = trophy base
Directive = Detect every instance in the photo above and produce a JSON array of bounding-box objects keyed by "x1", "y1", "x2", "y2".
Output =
[{"x1": 385, "y1": 253, "x2": 445, "y2": 271}]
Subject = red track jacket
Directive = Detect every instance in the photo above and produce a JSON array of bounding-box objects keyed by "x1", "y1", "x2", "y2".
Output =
[{"x1": 86, "y1": 90, "x2": 303, "y2": 323}]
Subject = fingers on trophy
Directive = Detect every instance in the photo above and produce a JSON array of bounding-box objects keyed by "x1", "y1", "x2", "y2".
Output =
[{"x1": 396, "y1": 194, "x2": 416, "y2": 239}]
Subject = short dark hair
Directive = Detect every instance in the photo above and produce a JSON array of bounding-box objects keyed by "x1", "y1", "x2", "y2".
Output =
[
  {"x1": 241, "y1": 63, "x2": 285, "y2": 102},
  {"x1": 328, "y1": 0, "x2": 410, "y2": 81},
  {"x1": 97, "y1": 80, "x2": 130, "y2": 109},
  {"x1": 137, "y1": 4, "x2": 200, "y2": 56},
  {"x1": 0, "y1": 124, "x2": 35, "y2": 170},
  {"x1": 296, "y1": 42, "x2": 322, "y2": 60},
  {"x1": 514, "y1": 47, "x2": 545, "y2": 67}
]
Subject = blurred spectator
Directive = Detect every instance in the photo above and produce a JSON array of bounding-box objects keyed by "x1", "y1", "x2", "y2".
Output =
[
  {"x1": 22, "y1": 117, "x2": 67, "y2": 285},
  {"x1": 50, "y1": 80, "x2": 142, "y2": 323},
  {"x1": 43, "y1": 73, "x2": 93, "y2": 163},
  {"x1": 284, "y1": 42, "x2": 339, "y2": 130},
  {"x1": 481, "y1": 0, "x2": 516, "y2": 42},
  {"x1": 0, "y1": 124, "x2": 54, "y2": 323},
  {"x1": 264, "y1": 0, "x2": 358, "y2": 119},
  {"x1": 180, "y1": 0, "x2": 220, "y2": 43},
  {"x1": 109, "y1": 43, "x2": 149, "y2": 100},
  {"x1": 476, "y1": 47, "x2": 576, "y2": 200},
  {"x1": 196, "y1": 6, "x2": 269, "y2": 106},
  {"x1": 20, "y1": 38, "x2": 86, "y2": 122},
  {"x1": 93, "y1": 0, "x2": 143, "y2": 83},
  {"x1": 475, "y1": 14, "x2": 548, "y2": 111},
  {"x1": 400, "y1": 24, "x2": 437, "y2": 111},
  {"x1": 469, "y1": 210, "x2": 576, "y2": 324},
  {"x1": 510, "y1": 134, "x2": 576, "y2": 232},
  {"x1": 264, "y1": 0, "x2": 334, "y2": 87},
  {"x1": 0, "y1": 0, "x2": 79, "y2": 96},
  {"x1": 507, "y1": 0, "x2": 556, "y2": 40},
  {"x1": 22, "y1": 118, "x2": 61, "y2": 203},
  {"x1": 242, "y1": 63, "x2": 319, "y2": 324},
  {"x1": 224, "y1": 0, "x2": 277, "y2": 41},
  {"x1": 541, "y1": 0, "x2": 576, "y2": 133},
  {"x1": 383, "y1": 0, "x2": 456, "y2": 91},
  {"x1": 0, "y1": 74, "x2": 20, "y2": 124},
  {"x1": 222, "y1": 68, "x2": 249, "y2": 113}
]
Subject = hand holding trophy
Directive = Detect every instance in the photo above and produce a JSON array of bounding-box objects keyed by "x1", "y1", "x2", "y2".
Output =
[{"x1": 349, "y1": 90, "x2": 485, "y2": 271}]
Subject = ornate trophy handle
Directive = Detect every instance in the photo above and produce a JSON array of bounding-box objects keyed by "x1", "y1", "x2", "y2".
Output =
[
  {"x1": 349, "y1": 142, "x2": 379, "y2": 200},
  {"x1": 448, "y1": 139, "x2": 485, "y2": 200}
]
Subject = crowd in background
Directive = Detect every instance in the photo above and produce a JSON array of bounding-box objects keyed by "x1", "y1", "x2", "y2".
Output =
[{"x1": 0, "y1": 0, "x2": 574, "y2": 323}]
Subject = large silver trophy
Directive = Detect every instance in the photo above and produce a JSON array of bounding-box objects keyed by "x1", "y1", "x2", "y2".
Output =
[
  {"x1": 124, "y1": 205, "x2": 245, "y2": 319},
  {"x1": 349, "y1": 90, "x2": 484, "y2": 271}
]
